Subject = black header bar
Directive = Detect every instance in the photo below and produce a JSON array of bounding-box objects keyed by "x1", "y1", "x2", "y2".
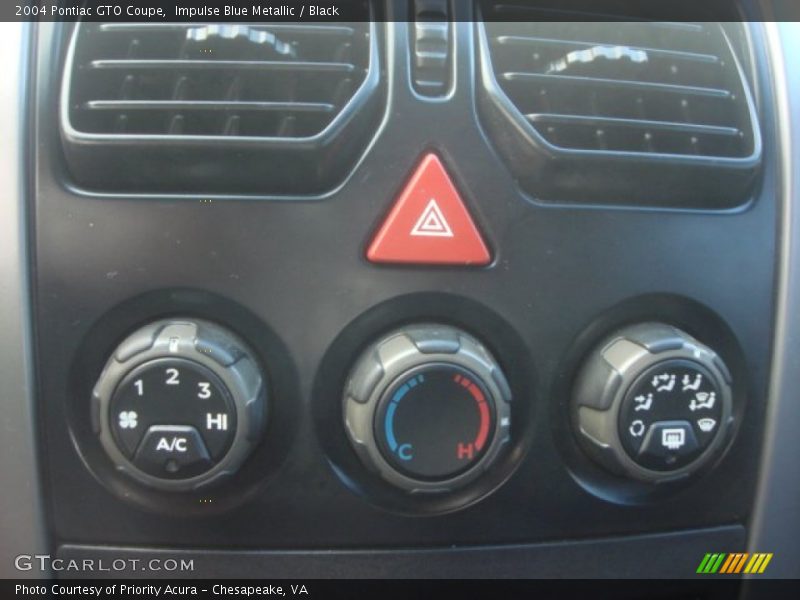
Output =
[
  {"x1": 3, "y1": 0, "x2": 795, "y2": 23},
  {"x1": 4, "y1": 578, "x2": 800, "y2": 600}
]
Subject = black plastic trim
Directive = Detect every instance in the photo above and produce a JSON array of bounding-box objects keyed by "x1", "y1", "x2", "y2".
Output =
[{"x1": 58, "y1": 525, "x2": 744, "y2": 578}]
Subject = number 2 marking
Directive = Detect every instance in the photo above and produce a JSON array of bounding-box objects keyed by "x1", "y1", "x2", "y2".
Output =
[{"x1": 165, "y1": 368, "x2": 180, "y2": 385}]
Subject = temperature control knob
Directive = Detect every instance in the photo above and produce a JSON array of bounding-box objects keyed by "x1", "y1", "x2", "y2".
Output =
[
  {"x1": 92, "y1": 319, "x2": 265, "y2": 491},
  {"x1": 343, "y1": 325, "x2": 511, "y2": 493},
  {"x1": 573, "y1": 323, "x2": 733, "y2": 483}
]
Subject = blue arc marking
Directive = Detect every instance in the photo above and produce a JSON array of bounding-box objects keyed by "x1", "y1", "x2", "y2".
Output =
[
  {"x1": 385, "y1": 402, "x2": 401, "y2": 451},
  {"x1": 384, "y1": 374, "x2": 424, "y2": 453}
]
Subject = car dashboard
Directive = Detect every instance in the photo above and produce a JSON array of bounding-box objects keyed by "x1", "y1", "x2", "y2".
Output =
[{"x1": 1, "y1": 0, "x2": 799, "y2": 590}]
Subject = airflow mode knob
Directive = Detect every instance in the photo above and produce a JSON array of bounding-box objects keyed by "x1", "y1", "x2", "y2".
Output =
[
  {"x1": 92, "y1": 319, "x2": 265, "y2": 491},
  {"x1": 573, "y1": 323, "x2": 733, "y2": 483},
  {"x1": 343, "y1": 325, "x2": 511, "y2": 493}
]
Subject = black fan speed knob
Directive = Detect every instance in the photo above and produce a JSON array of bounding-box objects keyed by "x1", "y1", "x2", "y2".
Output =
[{"x1": 92, "y1": 319, "x2": 265, "y2": 491}]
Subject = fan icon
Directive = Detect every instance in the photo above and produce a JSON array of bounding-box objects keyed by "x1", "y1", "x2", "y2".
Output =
[{"x1": 118, "y1": 411, "x2": 138, "y2": 429}]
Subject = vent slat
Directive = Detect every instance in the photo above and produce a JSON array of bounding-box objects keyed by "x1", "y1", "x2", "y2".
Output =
[
  {"x1": 496, "y1": 36, "x2": 720, "y2": 65},
  {"x1": 86, "y1": 100, "x2": 336, "y2": 113},
  {"x1": 525, "y1": 113, "x2": 742, "y2": 138},
  {"x1": 90, "y1": 59, "x2": 356, "y2": 73},
  {"x1": 526, "y1": 113, "x2": 741, "y2": 137},
  {"x1": 502, "y1": 72, "x2": 732, "y2": 99},
  {"x1": 98, "y1": 23, "x2": 356, "y2": 36}
]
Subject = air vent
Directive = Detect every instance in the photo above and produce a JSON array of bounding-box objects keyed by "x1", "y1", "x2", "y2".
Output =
[
  {"x1": 60, "y1": 15, "x2": 382, "y2": 194},
  {"x1": 478, "y1": 5, "x2": 761, "y2": 208},
  {"x1": 68, "y1": 23, "x2": 370, "y2": 138}
]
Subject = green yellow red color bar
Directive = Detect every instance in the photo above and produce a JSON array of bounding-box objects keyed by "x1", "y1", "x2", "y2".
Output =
[{"x1": 697, "y1": 553, "x2": 773, "y2": 574}]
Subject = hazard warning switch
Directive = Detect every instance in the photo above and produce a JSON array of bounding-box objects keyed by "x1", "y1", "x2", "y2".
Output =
[{"x1": 366, "y1": 154, "x2": 491, "y2": 266}]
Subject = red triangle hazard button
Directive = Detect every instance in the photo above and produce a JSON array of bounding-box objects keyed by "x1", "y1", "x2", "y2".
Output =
[{"x1": 366, "y1": 154, "x2": 491, "y2": 266}]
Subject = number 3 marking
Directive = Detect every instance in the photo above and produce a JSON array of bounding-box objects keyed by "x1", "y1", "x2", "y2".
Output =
[{"x1": 197, "y1": 382, "x2": 212, "y2": 399}]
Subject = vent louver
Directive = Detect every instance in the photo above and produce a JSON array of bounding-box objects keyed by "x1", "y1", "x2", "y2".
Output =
[
  {"x1": 60, "y1": 15, "x2": 381, "y2": 194},
  {"x1": 478, "y1": 5, "x2": 761, "y2": 208}
]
